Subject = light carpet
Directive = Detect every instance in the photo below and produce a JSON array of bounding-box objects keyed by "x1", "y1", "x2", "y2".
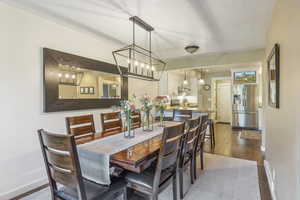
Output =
[{"x1": 21, "y1": 154, "x2": 260, "y2": 200}]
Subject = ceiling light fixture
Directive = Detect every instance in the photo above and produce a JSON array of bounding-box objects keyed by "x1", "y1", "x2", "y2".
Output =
[
  {"x1": 198, "y1": 79, "x2": 205, "y2": 85},
  {"x1": 198, "y1": 70, "x2": 205, "y2": 85},
  {"x1": 113, "y1": 16, "x2": 166, "y2": 81},
  {"x1": 185, "y1": 45, "x2": 199, "y2": 54},
  {"x1": 183, "y1": 71, "x2": 188, "y2": 85}
]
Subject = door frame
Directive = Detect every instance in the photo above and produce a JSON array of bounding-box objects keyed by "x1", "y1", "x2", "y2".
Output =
[{"x1": 211, "y1": 77, "x2": 232, "y2": 124}]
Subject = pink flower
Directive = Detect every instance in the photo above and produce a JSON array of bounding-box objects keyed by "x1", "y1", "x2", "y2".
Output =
[{"x1": 130, "y1": 104, "x2": 136, "y2": 110}]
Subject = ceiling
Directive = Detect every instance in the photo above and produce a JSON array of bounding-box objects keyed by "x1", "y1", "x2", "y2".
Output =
[
  {"x1": 6, "y1": 0, "x2": 275, "y2": 59},
  {"x1": 170, "y1": 62, "x2": 261, "y2": 75}
]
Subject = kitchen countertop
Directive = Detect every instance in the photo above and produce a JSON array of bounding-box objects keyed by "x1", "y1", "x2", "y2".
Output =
[{"x1": 165, "y1": 106, "x2": 214, "y2": 113}]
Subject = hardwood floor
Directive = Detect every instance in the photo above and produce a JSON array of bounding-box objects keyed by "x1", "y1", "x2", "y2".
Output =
[{"x1": 204, "y1": 123, "x2": 272, "y2": 200}]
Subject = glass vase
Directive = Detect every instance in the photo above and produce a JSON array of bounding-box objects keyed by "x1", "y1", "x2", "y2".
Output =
[
  {"x1": 124, "y1": 115, "x2": 135, "y2": 138},
  {"x1": 158, "y1": 110, "x2": 165, "y2": 127},
  {"x1": 142, "y1": 111, "x2": 154, "y2": 132}
]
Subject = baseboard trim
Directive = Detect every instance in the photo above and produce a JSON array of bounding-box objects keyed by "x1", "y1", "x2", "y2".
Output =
[
  {"x1": 264, "y1": 160, "x2": 277, "y2": 200},
  {"x1": 0, "y1": 178, "x2": 47, "y2": 200}
]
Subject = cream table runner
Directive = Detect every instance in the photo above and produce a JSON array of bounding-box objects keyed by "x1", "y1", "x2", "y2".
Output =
[{"x1": 77, "y1": 122, "x2": 177, "y2": 185}]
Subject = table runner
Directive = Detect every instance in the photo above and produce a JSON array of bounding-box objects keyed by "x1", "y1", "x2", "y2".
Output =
[{"x1": 77, "y1": 123, "x2": 175, "y2": 185}]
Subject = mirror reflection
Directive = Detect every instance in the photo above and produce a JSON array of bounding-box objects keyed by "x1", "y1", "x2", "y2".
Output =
[{"x1": 57, "y1": 65, "x2": 121, "y2": 99}]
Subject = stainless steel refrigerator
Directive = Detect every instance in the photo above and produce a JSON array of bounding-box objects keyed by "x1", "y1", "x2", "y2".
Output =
[{"x1": 232, "y1": 84, "x2": 258, "y2": 129}]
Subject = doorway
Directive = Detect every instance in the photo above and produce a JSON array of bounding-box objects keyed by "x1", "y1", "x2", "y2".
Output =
[{"x1": 216, "y1": 81, "x2": 231, "y2": 123}]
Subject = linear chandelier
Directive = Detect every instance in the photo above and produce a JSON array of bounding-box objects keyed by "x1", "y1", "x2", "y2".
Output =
[{"x1": 112, "y1": 16, "x2": 166, "y2": 81}]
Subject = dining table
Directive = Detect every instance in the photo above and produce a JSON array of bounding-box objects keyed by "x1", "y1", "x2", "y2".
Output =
[{"x1": 77, "y1": 121, "x2": 182, "y2": 185}]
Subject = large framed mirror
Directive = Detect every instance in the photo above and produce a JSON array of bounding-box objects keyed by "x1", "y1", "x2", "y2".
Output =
[
  {"x1": 267, "y1": 44, "x2": 280, "y2": 108},
  {"x1": 43, "y1": 48, "x2": 128, "y2": 112}
]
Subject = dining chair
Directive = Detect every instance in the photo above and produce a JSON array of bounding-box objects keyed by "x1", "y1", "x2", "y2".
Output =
[
  {"x1": 206, "y1": 118, "x2": 216, "y2": 149},
  {"x1": 66, "y1": 114, "x2": 100, "y2": 144},
  {"x1": 178, "y1": 117, "x2": 201, "y2": 200},
  {"x1": 194, "y1": 115, "x2": 208, "y2": 179},
  {"x1": 131, "y1": 111, "x2": 141, "y2": 129},
  {"x1": 37, "y1": 129, "x2": 127, "y2": 200},
  {"x1": 125, "y1": 122, "x2": 185, "y2": 200},
  {"x1": 101, "y1": 111, "x2": 123, "y2": 137},
  {"x1": 173, "y1": 110, "x2": 192, "y2": 122}
]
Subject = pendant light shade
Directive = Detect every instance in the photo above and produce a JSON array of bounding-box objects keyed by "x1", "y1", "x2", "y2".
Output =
[
  {"x1": 198, "y1": 78, "x2": 205, "y2": 85},
  {"x1": 198, "y1": 70, "x2": 205, "y2": 85},
  {"x1": 183, "y1": 71, "x2": 188, "y2": 85}
]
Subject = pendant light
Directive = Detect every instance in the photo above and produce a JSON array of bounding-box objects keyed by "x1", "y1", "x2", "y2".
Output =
[
  {"x1": 112, "y1": 16, "x2": 166, "y2": 81},
  {"x1": 183, "y1": 71, "x2": 188, "y2": 85},
  {"x1": 198, "y1": 70, "x2": 205, "y2": 85}
]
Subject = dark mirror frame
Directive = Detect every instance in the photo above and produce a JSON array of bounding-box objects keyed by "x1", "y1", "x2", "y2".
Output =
[
  {"x1": 267, "y1": 43, "x2": 280, "y2": 109},
  {"x1": 43, "y1": 48, "x2": 128, "y2": 112}
]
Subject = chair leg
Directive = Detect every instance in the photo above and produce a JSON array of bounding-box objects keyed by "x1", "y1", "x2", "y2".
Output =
[
  {"x1": 212, "y1": 122, "x2": 216, "y2": 147},
  {"x1": 209, "y1": 123, "x2": 214, "y2": 151},
  {"x1": 172, "y1": 173, "x2": 178, "y2": 200},
  {"x1": 122, "y1": 187, "x2": 127, "y2": 200},
  {"x1": 190, "y1": 159, "x2": 194, "y2": 185},
  {"x1": 200, "y1": 148, "x2": 204, "y2": 170},
  {"x1": 193, "y1": 153, "x2": 197, "y2": 180},
  {"x1": 179, "y1": 167, "x2": 184, "y2": 200},
  {"x1": 151, "y1": 194, "x2": 158, "y2": 200}
]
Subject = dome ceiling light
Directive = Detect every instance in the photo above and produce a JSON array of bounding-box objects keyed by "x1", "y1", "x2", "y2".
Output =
[
  {"x1": 184, "y1": 45, "x2": 199, "y2": 54},
  {"x1": 112, "y1": 16, "x2": 166, "y2": 81}
]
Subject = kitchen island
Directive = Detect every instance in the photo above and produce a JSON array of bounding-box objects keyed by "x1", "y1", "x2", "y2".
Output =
[{"x1": 158, "y1": 106, "x2": 211, "y2": 121}]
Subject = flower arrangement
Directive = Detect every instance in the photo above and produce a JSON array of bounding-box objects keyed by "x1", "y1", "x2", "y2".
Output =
[
  {"x1": 154, "y1": 96, "x2": 169, "y2": 126},
  {"x1": 140, "y1": 94, "x2": 153, "y2": 113},
  {"x1": 140, "y1": 94, "x2": 154, "y2": 131},
  {"x1": 120, "y1": 94, "x2": 137, "y2": 138}
]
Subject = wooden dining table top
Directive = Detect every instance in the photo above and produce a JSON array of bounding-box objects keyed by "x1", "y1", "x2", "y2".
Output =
[
  {"x1": 80, "y1": 121, "x2": 181, "y2": 173},
  {"x1": 110, "y1": 134, "x2": 163, "y2": 173}
]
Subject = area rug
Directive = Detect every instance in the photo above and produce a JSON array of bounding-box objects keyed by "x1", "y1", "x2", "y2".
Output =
[
  {"x1": 21, "y1": 154, "x2": 261, "y2": 200},
  {"x1": 240, "y1": 130, "x2": 261, "y2": 140}
]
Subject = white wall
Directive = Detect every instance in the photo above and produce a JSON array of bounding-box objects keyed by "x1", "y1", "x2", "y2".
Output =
[
  {"x1": 0, "y1": 3, "x2": 157, "y2": 199},
  {"x1": 128, "y1": 78, "x2": 158, "y2": 107},
  {"x1": 158, "y1": 71, "x2": 184, "y2": 96},
  {"x1": 264, "y1": 0, "x2": 300, "y2": 199}
]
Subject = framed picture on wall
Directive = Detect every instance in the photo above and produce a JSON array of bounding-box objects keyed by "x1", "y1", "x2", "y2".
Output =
[{"x1": 267, "y1": 43, "x2": 280, "y2": 108}]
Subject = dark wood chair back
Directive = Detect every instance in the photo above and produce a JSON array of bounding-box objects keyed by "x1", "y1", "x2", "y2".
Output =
[
  {"x1": 173, "y1": 110, "x2": 192, "y2": 122},
  {"x1": 101, "y1": 112, "x2": 123, "y2": 137},
  {"x1": 185, "y1": 117, "x2": 201, "y2": 152},
  {"x1": 179, "y1": 117, "x2": 201, "y2": 165},
  {"x1": 65, "y1": 115, "x2": 95, "y2": 143},
  {"x1": 196, "y1": 114, "x2": 209, "y2": 151},
  {"x1": 200, "y1": 114, "x2": 209, "y2": 132},
  {"x1": 38, "y1": 129, "x2": 87, "y2": 200},
  {"x1": 131, "y1": 111, "x2": 141, "y2": 129},
  {"x1": 153, "y1": 122, "x2": 185, "y2": 194}
]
